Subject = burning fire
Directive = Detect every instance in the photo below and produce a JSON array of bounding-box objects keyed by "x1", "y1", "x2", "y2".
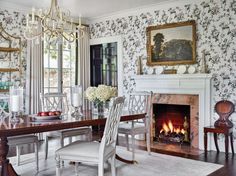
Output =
[{"x1": 160, "y1": 120, "x2": 186, "y2": 135}]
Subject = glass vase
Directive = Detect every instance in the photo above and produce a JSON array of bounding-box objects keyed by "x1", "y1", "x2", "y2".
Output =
[{"x1": 92, "y1": 101, "x2": 109, "y2": 116}]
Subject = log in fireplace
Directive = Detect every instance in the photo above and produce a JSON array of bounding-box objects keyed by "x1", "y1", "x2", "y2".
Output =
[{"x1": 153, "y1": 104, "x2": 191, "y2": 145}]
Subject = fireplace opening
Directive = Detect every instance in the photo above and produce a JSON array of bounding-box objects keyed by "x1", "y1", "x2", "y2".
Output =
[{"x1": 153, "y1": 104, "x2": 191, "y2": 145}]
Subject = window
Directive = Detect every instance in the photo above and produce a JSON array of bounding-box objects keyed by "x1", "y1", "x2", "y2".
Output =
[{"x1": 43, "y1": 38, "x2": 77, "y2": 102}]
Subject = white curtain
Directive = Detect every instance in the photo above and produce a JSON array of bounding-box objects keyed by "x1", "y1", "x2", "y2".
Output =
[
  {"x1": 78, "y1": 27, "x2": 90, "y2": 110},
  {"x1": 25, "y1": 39, "x2": 43, "y2": 114}
]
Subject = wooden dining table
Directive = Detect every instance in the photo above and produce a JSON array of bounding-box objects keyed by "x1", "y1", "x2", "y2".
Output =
[{"x1": 0, "y1": 110, "x2": 145, "y2": 176}]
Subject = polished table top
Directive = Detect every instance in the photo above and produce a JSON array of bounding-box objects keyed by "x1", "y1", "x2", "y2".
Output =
[{"x1": 0, "y1": 110, "x2": 146, "y2": 137}]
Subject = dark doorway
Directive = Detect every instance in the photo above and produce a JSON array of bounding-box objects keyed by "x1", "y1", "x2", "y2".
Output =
[{"x1": 90, "y1": 42, "x2": 117, "y2": 87}]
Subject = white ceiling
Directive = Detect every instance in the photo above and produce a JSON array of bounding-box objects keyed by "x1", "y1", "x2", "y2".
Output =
[{"x1": 0, "y1": 0, "x2": 170, "y2": 19}]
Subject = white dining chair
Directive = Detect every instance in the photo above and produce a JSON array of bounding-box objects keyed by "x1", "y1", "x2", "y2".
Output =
[
  {"x1": 0, "y1": 96, "x2": 39, "y2": 171},
  {"x1": 55, "y1": 96, "x2": 125, "y2": 176},
  {"x1": 118, "y1": 91, "x2": 152, "y2": 161},
  {"x1": 40, "y1": 92, "x2": 92, "y2": 160}
]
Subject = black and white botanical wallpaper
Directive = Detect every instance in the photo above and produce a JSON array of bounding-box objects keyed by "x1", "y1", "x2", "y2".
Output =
[
  {"x1": 89, "y1": 0, "x2": 236, "y2": 125},
  {"x1": 0, "y1": 9, "x2": 27, "y2": 86}
]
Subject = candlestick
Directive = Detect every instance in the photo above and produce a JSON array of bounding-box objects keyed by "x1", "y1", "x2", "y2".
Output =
[
  {"x1": 71, "y1": 85, "x2": 83, "y2": 117},
  {"x1": 32, "y1": 7, "x2": 35, "y2": 22},
  {"x1": 11, "y1": 95, "x2": 20, "y2": 112},
  {"x1": 72, "y1": 93, "x2": 80, "y2": 107},
  {"x1": 26, "y1": 14, "x2": 29, "y2": 27},
  {"x1": 79, "y1": 15, "x2": 81, "y2": 28}
]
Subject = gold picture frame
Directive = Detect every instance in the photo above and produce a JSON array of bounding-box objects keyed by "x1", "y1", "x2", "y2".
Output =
[{"x1": 146, "y1": 20, "x2": 196, "y2": 66}]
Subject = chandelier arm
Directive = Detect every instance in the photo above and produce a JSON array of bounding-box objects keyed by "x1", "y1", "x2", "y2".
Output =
[
  {"x1": 24, "y1": 30, "x2": 44, "y2": 40},
  {"x1": 24, "y1": 0, "x2": 85, "y2": 43}
]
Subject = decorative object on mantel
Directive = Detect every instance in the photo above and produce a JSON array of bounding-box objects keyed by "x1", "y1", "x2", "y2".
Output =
[
  {"x1": 146, "y1": 20, "x2": 196, "y2": 66},
  {"x1": 177, "y1": 65, "x2": 187, "y2": 74},
  {"x1": 161, "y1": 66, "x2": 177, "y2": 74},
  {"x1": 85, "y1": 85, "x2": 117, "y2": 115},
  {"x1": 156, "y1": 67, "x2": 164, "y2": 74},
  {"x1": 136, "y1": 56, "x2": 143, "y2": 75},
  {"x1": 162, "y1": 68, "x2": 177, "y2": 74},
  {"x1": 200, "y1": 50, "x2": 208, "y2": 73},
  {"x1": 214, "y1": 100, "x2": 234, "y2": 128},
  {"x1": 187, "y1": 65, "x2": 196, "y2": 74},
  {"x1": 24, "y1": 0, "x2": 85, "y2": 43}
]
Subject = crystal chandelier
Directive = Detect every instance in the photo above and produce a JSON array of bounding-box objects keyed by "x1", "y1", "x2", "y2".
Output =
[{"x1": 24, "y1": 0, "x2": 85, "y2": 43}]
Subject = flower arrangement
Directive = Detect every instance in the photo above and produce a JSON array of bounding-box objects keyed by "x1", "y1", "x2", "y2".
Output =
[{"x1": 85, "y1": 85, "x2": 117, "y2": 105}]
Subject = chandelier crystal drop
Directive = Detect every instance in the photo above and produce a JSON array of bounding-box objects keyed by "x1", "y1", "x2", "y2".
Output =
[{"x1": 24, "y1": 0, "x2": 85, "y2": 43}]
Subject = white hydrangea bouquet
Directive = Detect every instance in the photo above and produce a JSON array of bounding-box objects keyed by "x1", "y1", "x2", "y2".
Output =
[{"x1": 85, "y1": 84, "x2": 117, "y2": 105}]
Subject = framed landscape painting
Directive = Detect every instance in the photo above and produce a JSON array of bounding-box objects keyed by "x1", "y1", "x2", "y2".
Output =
[{"x1": 146, "y1": 20, "x2": 196, "y2": 66}]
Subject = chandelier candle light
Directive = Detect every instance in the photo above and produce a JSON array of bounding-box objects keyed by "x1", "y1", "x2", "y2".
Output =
[{"x1": 24, "y1": 0, "x2": 85, "y2": 43}]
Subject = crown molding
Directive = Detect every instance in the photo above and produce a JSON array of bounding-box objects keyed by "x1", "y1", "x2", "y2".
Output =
[
  {"x1": 0, "y1": 1, "x2": 30, "y2": 14},
  {"x1": 87, "y1": 0, "x2": 202, "y2": 24}
]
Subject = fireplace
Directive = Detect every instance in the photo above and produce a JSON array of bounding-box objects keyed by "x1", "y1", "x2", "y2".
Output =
[
  {"x1": 132, "y1": 74, "x2": 212, "y2": 150},
  {"x1": 153, "y1": 104, "x2": 191, "y2": 145}
]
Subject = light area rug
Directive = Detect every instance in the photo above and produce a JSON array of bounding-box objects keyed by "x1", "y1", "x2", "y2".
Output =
[{"x1": 10, "y1": 147, "x2": 222, "y2": 176}]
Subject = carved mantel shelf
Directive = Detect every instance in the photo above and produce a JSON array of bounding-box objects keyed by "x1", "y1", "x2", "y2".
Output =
[{"x1": 131, "y1": 73, "x2": 213, "y2": 150}]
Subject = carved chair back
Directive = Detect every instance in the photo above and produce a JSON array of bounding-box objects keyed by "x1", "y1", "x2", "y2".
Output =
[
  {"x1": 214, "y1": 100, "x2": 234, "y2": 128},
  {"x1": 100, "y1": 97, "x2": 124, "y2": 153},
  {"x1": 40, "y1": 92, "x2": 69, "y2": 115},
  {"x1": 128, "y1": 91, "x2": 152, "y2": 125}
]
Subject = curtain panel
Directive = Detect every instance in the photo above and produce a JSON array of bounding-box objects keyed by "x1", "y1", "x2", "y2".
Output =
[
  {"x1": 25, "y1": 39, "x2": 43, "y2": 114},
  {"x1": 78, "y1": 27, "x2": 90, "y2": 110}
]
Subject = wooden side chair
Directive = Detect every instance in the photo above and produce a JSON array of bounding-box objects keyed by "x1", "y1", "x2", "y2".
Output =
[
  {"x1": 55, "y1": 96, "x2": 124, "y2": 176},
  {"x1": 204, "y1": 100, "x2": 235, "y2": 156},
  {"x1": 118, "y1": 91, "x2": 152, "y2": 160},
  {"x1": 40, "y1": 92, "x2": 92, "y2": 160}
]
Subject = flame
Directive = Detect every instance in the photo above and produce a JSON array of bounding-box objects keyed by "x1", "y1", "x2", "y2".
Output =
[
  {"x1": 168, "y1": 120, "x2": 173, "y2": 133},
  {"x1": 160, "y1": 120, "x2": 185, "y2": 135}
]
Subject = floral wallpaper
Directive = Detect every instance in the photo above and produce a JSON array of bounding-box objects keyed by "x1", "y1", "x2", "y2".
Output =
[
  {"x1": 0, "y1": 9, "x2": 27, "y2": 87},
  {"x1": 89, "y1": 0, "x2": 236, "y2": 126}
]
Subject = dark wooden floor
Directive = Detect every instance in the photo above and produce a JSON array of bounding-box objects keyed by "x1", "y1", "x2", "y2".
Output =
[
  {"x1": 117, "y1": 137, "x2": 235, "y2": 176},
  {"x1": 92, "y1": 126, "x2": 235, "y2": 175}
]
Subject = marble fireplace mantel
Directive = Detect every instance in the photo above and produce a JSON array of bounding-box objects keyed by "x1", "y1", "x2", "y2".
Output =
[{"x1": 132, "y1": 74, "x2": 213, "y2": 150}]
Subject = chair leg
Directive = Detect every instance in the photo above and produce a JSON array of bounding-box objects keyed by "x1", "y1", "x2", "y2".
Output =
[
  {"x1": 69, "y1": 137, "x2": 72, "y2": 144},
  {"x1": 56, "y1": 158, "x2": 61, "y2": 176},
  {"x1": 16, "y1": 145, "x2": 21, "y2": 166},
  {"x1": 125, "y1": 134, "x2": 129, "y2": 151},
  {"x1": 35, "y1": 141, "x2": 39, "y2": 172},
  {"x1": 146, "y1": 132, "x2": 151, "y2": 155},
  {"x1": 75, "y1": 162, "x2": 79, "y2": 176},
  {"x1": 45, "y1": 136, "x2": 49, "y2": 160},
  {"x1": 60, "y1": 136, "x2": 65, "y2": 167},
  {"x1": 98, "y1": 160, "x2": 104, "y2": 176},
  {"x1": 111, "y1": 154, "x2": 116, "y2": 176},
  {"x1": 88, "y1": 130, "x2": 92, "y2": 141},
  {"x1": 131, "y1": 134, "x2": 135, "y2": 161}
]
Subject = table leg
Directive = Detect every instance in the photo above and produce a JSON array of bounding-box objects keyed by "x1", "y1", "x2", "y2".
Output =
[
  {"x1": 213, "y1": 133, "x2": 220, "y2": 152},
  {"x1": 204, "y1": 132, "x2": 207, "y2": 153},
  {"x1": 0, "y1": 137, "x2": 19, "y2": 176},
  {"x1": 230, "y1": 133, "x2": 234, "y2": 155},
  {"x1": 225, "y1": 134, "x2": 229, "y2": 156}
]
